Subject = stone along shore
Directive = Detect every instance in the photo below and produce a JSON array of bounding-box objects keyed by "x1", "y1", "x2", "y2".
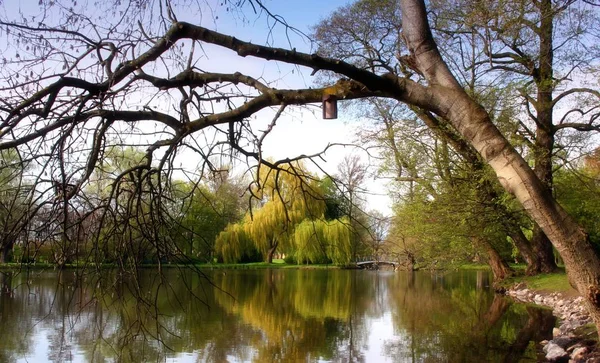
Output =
[{"x1": 506, "y1": 284, "x2": 597, "y2": 362}]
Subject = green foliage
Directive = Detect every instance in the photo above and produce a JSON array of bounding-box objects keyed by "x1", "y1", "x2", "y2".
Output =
[
  {"x1": 319, "y1": 177, "x2": 345, "y2": 220},
  {"x1": 389, "y1": 197, "x2": 467, "y2": 268},
  {"x1": 0, "y1": 149, "x2": 33, "y2": 263},
  {"x1": 283, "y1": 254, "x2": 298, "y2": 265},
  {"x1": 173, "y1": 172, "x2": 246, "y2": 262},
  {"x1": 215, "y1": 162, "x2": 328, "y2": 263},
  {"x1": 215, "y1": 223, "x2": 260, "y2": 263},
  {"x1": 292, "y1": 218, "x2": 352, "y2": 265},
  {"x1": 86, "y1": 145, "x2": 146, "y2": 200},
  {"x1": 292, "y1": 219, "x2": 328, "y2": 264},
  {"x1": 174, "y1": 183, "x2": 223, "y2": 259},
  {"x1": 554, "y1": 164, "x2": 600, "y2": 253},
  {"x1": 323, "y1": 218, "x2": 353, "y2": 265},
  {"x1": 388, "y1": 168, "x2": 515, "y2": 269}
]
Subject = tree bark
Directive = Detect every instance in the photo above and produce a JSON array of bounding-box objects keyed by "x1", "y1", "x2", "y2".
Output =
[
  {"x1": 507, "y1": 229, "x2": 539, "y2": 275},
  {"x1": 266, "y1": 242, "x2": 278, "y2": 264},
  {"x1": 472, "y1": 237, "x2": 513, "y2": 281},
  {"x1": 530, "y1": 226, "x2": 557, "y2": 273},
  {"x1": 407, "y1": 252, "x2": 416, "y2": 271},
  {"x1": 528, "y1": 0, "x2": 558, "y2": 274}
]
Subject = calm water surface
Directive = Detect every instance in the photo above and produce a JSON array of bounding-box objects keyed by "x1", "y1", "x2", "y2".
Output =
[{"x1": 0, "y1": 269, "x2": 554, "y2": 362}]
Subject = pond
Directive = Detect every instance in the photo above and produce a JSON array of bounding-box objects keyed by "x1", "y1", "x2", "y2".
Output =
[{"x1": 0, "y1": 268, "x2": 553, "y2": 362}]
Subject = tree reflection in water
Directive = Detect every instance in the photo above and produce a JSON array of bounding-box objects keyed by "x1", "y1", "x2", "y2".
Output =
[{"x1": 0, "y1": 269, "x2": 553, "y2": 362}]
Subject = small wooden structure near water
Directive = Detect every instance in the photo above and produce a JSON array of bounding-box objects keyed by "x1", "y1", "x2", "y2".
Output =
[{"x1": 356, "y1": 261, "x2": 399, "y2": 270}]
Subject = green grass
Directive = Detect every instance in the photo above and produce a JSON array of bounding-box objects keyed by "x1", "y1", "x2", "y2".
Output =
[
  {"x1": 0, "y1": 260, "x2": 343, "y2": 271},
  {"x1": 192, "y1": 261, "x2": 339, "y2": 269},
  {"x1": 517, "y1": 273, "x2": 572, "y2": 292},
  {"x1": 501, "y1": 268, "x2": 577, "y2": 295},
  {"x1": 0, "y1": 262, "x2": 84, "y2": 270},
  {"x1": 507, "y1": 263, "x2": 528, "y2": 271},
  {"x1": 456, "y1": 263, "x2": 491, "y2": 270},
  {"x1": 573, "y1": 323, "x2": 599, "y2": 340}
]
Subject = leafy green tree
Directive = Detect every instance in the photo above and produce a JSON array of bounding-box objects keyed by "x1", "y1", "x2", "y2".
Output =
[
  {"x1": 293, "y1": 218, "x2": 353, "y2": 265},
  {"x1": 215, "y1": 162, "x2": 326, "y2": 263},
  {"x1": 0, "y1": 149, "x2": 34, "y2": 263},
  {"x1": 173, "y1": 183, "x2": 222, "y2": 261},
  {"x1": 431, "y1": 0, "x2": 600, "y2": 273},
  {"x1": 174, "y1": 169, "x2": 247, "y2": 262},
  {"x1": 314, "y1": 4, "x2": 523, "y2": 277},
  {"x1": 320, "y1": 176, "x2": 346, "y2": 220},
  {"x1": 555, "y1": 153, "x2": 600, "y2": 253},
  {"x1": 214, "y1": 222, "x2": 260, "y2": 263}
]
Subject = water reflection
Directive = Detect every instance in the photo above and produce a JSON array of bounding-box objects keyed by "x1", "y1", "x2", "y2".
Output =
[{"x1": 0, "y1": 269, "x2": 553, "y2": 362}]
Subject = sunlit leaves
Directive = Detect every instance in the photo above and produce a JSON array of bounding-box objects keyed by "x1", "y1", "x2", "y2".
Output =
[
  {"x1": 293, "y1": 218, "x2": 352, "y2": 265},
  {"x1": 215, "y1": 222, "x2": 256, "y2": 263},
  {"x1": 215, "y1": 162, "x2": 330, "y2": 263}
]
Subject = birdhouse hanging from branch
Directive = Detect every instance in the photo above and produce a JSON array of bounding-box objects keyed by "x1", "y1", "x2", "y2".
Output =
[{"x1": 322, "y1": 94, "x2": 338, "y2": 119}]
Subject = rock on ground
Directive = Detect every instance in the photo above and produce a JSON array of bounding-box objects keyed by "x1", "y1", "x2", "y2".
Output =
[{"x1": 506, "y1": 286, "x2": 596, "y2": 362}]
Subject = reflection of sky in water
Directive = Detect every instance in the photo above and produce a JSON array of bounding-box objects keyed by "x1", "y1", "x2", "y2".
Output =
[
  {"x1": 18, "y1": 312, "x2": 403, "y2": 362},
  {"x1": 17, "y1": 328, "x2": 202, "y2": 363},
  {"x1": 4, "y1": 270, "x2": 551, "y2": 362},
  {"x1": 17, "y1": 328, "x2": 50, "y2": 363},
  {"x1": 365, "y1": 312, "x2": 397, "y2": 362}
]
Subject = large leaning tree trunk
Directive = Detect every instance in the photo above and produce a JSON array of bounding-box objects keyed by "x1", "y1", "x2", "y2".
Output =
[
  {"x1": 410, "y1": 109, "x2": 532, "y2": 276},
  {"x1": 395, "y1": 0, "x2": 600, "y2": 329}
]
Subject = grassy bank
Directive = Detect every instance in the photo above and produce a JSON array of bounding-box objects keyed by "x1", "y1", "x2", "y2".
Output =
[
  {"x1": 456, "y1": 263, "x2": 578, "y2": 296},
  {"x1": 191, "y1": 259, "x2": 340, "y2": 269},
  {"x1": 501, "y1": 267, "x2": 578, "y2": 296},
  {"x1": 0, "y1": 259, "x2": 343, "y2": 270},
  {"x1": 456, "y1": 263, "x2": 491, "y2": 270}
]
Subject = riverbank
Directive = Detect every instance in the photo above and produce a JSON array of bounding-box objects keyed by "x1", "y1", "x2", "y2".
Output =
[
  {"x1": 504, "y1": 272, "x2": 599, "y2": 362},
  {"x1": 0, "y1": 259, "x2": 343, "y2": 270}
]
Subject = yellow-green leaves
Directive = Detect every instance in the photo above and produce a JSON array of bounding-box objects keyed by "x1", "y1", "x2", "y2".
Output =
[
  {"x1": 293, "y1": 218, "x2": 352, "y2": 265},
  {"x1": 216, "y1": 162, "x2": 328, "y2": 263}
]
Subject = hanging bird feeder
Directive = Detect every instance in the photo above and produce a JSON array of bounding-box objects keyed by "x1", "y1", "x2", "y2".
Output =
[{"x1": 322, "y1": 94, "x2": 338, "y2": 119}]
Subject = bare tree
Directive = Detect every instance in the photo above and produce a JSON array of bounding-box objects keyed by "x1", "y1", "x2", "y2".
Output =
[{"x1": 336, "y1": 155, "x2": 369, "y2": 261}]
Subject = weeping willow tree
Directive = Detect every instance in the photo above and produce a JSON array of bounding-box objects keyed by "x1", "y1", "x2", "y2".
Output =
[
  {"x1": 293, "y1": 218, "x2": 352, "y2": 265},
  {"x1": 214, "y1": 223, "x2": 259, "y2": 264},
  {"x1": 216, "y1": 162, "x2": 326, "y2": 263}
]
